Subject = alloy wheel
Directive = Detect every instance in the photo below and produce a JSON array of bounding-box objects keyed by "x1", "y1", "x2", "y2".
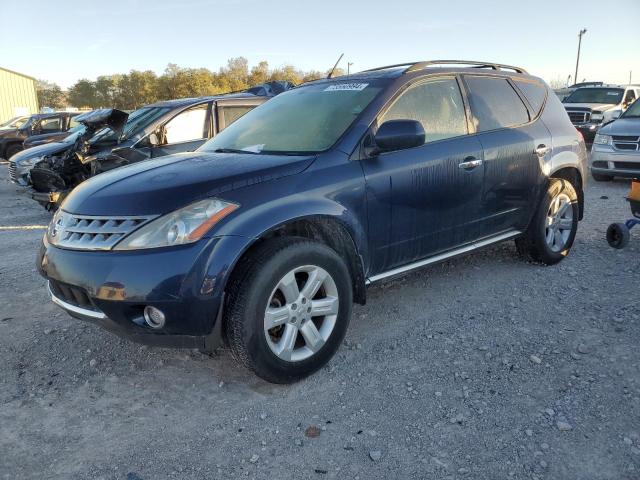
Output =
[
  {"x1": 264, "y1": 265, "x2": 339, "y2": 362},
  {"x1": 545, "y1": 192, "x2": 574, "y2": 252}
]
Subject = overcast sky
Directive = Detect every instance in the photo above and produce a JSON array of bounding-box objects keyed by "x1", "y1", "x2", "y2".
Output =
[{"x1": 1, "y1": 0, "x2": 638, "y2": 88}]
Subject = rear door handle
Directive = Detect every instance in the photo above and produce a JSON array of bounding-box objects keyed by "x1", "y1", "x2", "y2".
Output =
[
  {"x1": 458, "y1": 157, "x2": 483, "y2": 170},
  {"x1": 535, "y1": 144, "x2": 551, "y2": 156}
]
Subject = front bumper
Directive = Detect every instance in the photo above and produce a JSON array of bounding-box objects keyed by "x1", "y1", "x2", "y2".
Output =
[
  {"x1": 8, "y1": 160, "x2": 29, "y2": 186},
  {"x1": 38, "y1": 234, "x2": 250, "y2": 350},
  {"x1": 591, "y1": 147, "x2": 640, "y2": 179}
]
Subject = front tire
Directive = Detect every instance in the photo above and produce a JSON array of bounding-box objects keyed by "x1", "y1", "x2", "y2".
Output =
[
  {"x1": 224, "y1": 237, "x2": 353, "y2": 384},
  {"x1": 516, "y1": 178, "x2": 579, "y2": 265},
  {"x1": 5, "y1": 143, "x2": 22, "y2": 160}
]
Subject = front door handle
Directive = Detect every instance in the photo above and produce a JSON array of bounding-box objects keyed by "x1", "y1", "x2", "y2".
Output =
[
  {"x1": 535, "y1": 144, "x2": 551, "y2": 156},
  {"x1": 458, "y1": 157, "x2": 483, "y2": 170}
]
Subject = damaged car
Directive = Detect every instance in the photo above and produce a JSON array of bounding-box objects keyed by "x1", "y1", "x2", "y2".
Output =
[{"x1": 21, "y1": 84, "x2": 288, "y2": 209}]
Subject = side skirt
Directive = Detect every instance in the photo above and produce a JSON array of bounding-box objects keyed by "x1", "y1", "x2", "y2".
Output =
[{"x1": 366, "y1": 230, "x2": 522, "y2": 284}]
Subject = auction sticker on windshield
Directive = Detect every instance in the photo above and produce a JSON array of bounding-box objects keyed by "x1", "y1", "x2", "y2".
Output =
[{"x1": 324, "y1": 83, "x2": 369, "y2": 91}]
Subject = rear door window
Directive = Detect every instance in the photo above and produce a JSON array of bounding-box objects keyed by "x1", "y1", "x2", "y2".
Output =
[
  {"x1": 380, "y1": 77, "x2": 468, "y2": 144},
  {"x1": 39, "y1": 117, "x2": 63, "y2": 132},
  {"x1": 514, "y1": 79, "x2": 547, "y2": 116},
  {"x1": 464, "y1": 76, "x2": 530, "y2": 132},
  {"x1": 219, "y1": 105, "x2": 254, "y2": 130}
]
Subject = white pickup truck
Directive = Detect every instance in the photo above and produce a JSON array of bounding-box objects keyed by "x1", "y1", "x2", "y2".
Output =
[{"x1": 563, "y1": 84, "x2": 640, "y2": 142}]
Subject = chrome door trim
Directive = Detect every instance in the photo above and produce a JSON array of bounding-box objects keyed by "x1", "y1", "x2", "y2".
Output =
[{"x1": 366, "y1": 230, "x2": 522, "y2": 284}]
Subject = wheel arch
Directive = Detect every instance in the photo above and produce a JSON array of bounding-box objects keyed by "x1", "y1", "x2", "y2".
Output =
[
  {"x1": 223, "y1": 215, "x2": 367, "y2": 306},
  {"x1": 550, "y1": 166, "x2": 584, "y2": 220}
]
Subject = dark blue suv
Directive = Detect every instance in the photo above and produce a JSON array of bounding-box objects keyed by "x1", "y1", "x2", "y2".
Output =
[{"x1": 38, "y1": 61, "x2": 587, "y2": 383}]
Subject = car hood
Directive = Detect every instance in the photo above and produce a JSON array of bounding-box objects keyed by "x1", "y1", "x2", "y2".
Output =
[
  {"x1": 0, "y1": 128, "x2": 19, "y2": 138},
  {"x1": 62, "y1": 151, "x2": 316, "y2": 216},
  {"x1": 11, "y1": 142, "x2": 72, "y2": 164},
  {"x1": 24, "y1": 132, "x2": 69, "y2": 148},
  {"x1": 598, "y1": 117, "x2": 640, "y2": 136},
  {"x1": 563, "y1": 102, "x2": 618, "y2": 111}
]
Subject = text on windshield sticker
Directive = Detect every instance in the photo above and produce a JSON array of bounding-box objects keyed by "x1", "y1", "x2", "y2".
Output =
[{"x1": 324, "y1": 83, "x2": 369, "y2": 92}]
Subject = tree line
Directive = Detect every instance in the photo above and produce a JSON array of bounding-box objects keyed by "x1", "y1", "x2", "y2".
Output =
[{"x1": 37, "y1": 57, "x2": 344, "y2": 110}]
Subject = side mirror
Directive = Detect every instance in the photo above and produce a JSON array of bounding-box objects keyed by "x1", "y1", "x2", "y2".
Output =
[
  {"x1": 148, "y1": 132, "x2": 160, "y2": 146},
  {"x1": 373, "y1": 120, "x2": 425, "y2": 154}
]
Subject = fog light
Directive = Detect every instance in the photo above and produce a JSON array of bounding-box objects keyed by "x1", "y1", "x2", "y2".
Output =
[{"x1": 143, "y1": 306, "x2": 166, "y2": 329}]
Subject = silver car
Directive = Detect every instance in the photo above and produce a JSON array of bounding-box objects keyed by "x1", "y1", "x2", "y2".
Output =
[{"x1": 591, "y1": 99, "x2": 640, "y2": 181}]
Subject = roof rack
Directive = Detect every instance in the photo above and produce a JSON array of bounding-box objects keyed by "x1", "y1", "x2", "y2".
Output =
[{"x1": 362, "y1": 60, "x2": 528, "y2": 75}]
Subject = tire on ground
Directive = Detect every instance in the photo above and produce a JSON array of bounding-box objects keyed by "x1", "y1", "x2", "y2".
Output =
[
  {"x1": 606, "y1": 223, "x2": 630, "y2": 249},
  {"x1": 224, "y1": 237, "x2": 353, "y2": 384},
  {"x1": 5, "y1": 144, "x2": 22, "y2": 160},
  {"x1": 516, "y1": 178, "x2": 579, "y2": 265}
]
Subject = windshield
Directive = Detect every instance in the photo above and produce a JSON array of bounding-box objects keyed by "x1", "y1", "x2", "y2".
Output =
[
  {"x1": 0, "y1": 116, "x2": 27, "y2": 128},
  {"x1": 622, "y1": 98, "x2": 640, "y2": 118},
  {"x1": 89, "y1": 106, "x2": 170, "y2": 143},
  {"x1": 564, "y1": 88, "x2": 624, "y2": 104},
  {"x1": 200, "y1": 81, "x2": 385, "y2": 154}
]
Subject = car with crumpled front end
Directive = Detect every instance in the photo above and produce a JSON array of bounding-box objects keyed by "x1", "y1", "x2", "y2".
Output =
[
  {"x1": 590, "y1": 98, "x2": 640, "y2": 181},
  {"x1": 563, "y1": 85, "x2": 639, "y2": 143}
]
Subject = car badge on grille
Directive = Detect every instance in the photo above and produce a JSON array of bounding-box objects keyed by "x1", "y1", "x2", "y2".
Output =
[{"x1": 51, "y1": 215, "x2": 65, "y2": 238}]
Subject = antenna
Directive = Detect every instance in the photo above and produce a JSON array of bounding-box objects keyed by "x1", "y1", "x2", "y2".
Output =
[{"x1": 327, "y1": 53, "x2": 344, "y2": 79}]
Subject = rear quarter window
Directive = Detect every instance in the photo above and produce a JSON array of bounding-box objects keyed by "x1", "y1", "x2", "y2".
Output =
[
  {"x1": 464, "y1": 76, "x2": 530, "y2": 132},
  {"x1": 513, "y1": 79, "x2": 548, "y2": 116}
]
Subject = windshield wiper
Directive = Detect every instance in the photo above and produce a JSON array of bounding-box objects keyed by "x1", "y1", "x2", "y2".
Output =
[{"x1": 214, "y1": 148, "x2": 258, "y2": 154}]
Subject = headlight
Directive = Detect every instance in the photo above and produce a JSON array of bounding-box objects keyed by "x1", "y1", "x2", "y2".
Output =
[
  {"x1": 594, "y1": 134, "x2": 612, "y2": 146},
  {"x1": 18, "y1": 156, "x2": 44, "y2": 167},
  {"x1": 113, "y1": 198, "x2": 239, "y2": 250},
  {"x1": 590, "y1": 111, "x2": 603, "y2": 122}
]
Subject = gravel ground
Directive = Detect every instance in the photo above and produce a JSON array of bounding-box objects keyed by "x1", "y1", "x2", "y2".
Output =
[{"x1": 1, "y1": 163, "x2": 639, "y2": 480}]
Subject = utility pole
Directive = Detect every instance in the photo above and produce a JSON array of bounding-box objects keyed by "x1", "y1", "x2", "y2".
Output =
[
  {"x1": 574, "y1": 28, "x2": 587, "y2": 85},
  {"x1": 347, "y1": 62, "x2": 353, "y2": 75}
]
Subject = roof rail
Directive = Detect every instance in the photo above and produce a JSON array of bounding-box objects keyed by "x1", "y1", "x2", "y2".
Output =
[{"x1": 362, "y1": 60, "x2": 528, "y2": 75}]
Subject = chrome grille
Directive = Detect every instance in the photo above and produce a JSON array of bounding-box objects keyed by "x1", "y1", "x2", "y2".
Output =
[
  {"x1": 48, "y1": 211, "x2": 156, "y2": 250},
  {"x1": 567, "y1": 111, "x2": 590, "y2": 124},
  {"x1": 8, "y1": 161, "x2": 17, "y2": 182}
]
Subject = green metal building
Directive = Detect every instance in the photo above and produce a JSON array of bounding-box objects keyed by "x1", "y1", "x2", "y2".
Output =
[{"x1": 0, "y1": 67, "x2": 39, "y2": 123}]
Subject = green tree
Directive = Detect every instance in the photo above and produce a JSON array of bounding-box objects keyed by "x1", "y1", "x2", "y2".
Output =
[
  {"x1": 222, "y1": 57, "x2": 249, "y2": 91},
  {"x1": 270, "y1": 65, "x2": 302, "y2": 84},
  {"x1": 37, "y1": 80, "x2": 66, "y2": 109},
  {"x1": 94, "y1": 75, "x2": 121, "y2": 108},
  {"x1": 118, "y1": 70, "x2": 159, "y2": 109},
  {"x1": 67, "y1": 79, "x2": 98, "y2": 108},
  {"x1": 249, "y1": 61, "x2": 270, "y2": 86}
]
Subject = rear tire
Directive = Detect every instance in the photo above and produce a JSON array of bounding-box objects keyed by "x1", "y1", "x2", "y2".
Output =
[
  {"x1": 516, "y1": 178, "x2": 579, "y2": 265},
  {"x1": 5, "y1": 144, "x2": 22, "y2": 160},
  {"x1": 224, "y1": 237, "x2": 352, "y2": 384},
  {"x1": 606, "y1": 223, "x2": 630, "y2": 249},
  {"x1": 592, "y1": 172, "x2": 613, "y2": 182}
]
